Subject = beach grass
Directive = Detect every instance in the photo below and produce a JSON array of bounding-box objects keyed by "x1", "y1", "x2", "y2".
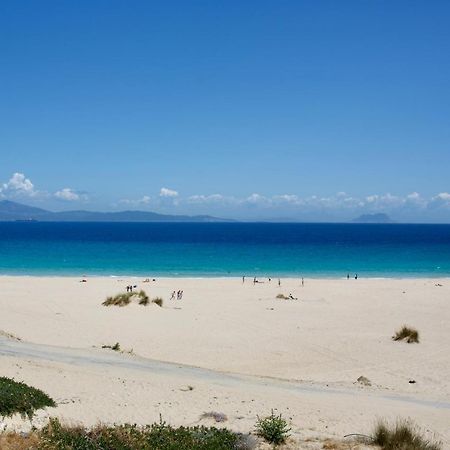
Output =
[
  {"x1": 393, "y1": 325, "x2": 420, "y2": 343},
  {"x1": 138, "y1": 290, "x2": 150, "y2": 305},
  {"x1": 102, "y1": 290, "x2": 158, "y2": 307},
  {"x1": 373, "y1": 420, "x2": 441, "y2": 450},
  {"x1": 0, "y1": 377, "x2": 56, "y2": 419},
  {"x1": 102, "y1": 292, "x2": 133, "y2": 307},
  {"x1": 152, "y1": 297, "x2": 164, "y2": 307},
  {"x1": 276, "y1": 293, "x2": 289, "y2": 299}
]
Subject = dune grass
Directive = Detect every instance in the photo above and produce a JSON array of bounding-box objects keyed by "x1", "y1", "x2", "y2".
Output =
[
  {"x1": 152, "y1": 297, "x2": 164, "y2": 307},
  {"x1": 0, "y1": 377, "x2": 56, "y2": 419},
  {"x1": 393, "y1": 325, "x2": 420, "y2": 343},
  {"x1": 373, "y1": 420, "x2": 441, "y2": 450},
  {"x1": 101, "y1": 342, "x2": 121, "y2": 351},
  {"x1": 103, "y1": 290, "x2": 160, "y2": 308},
  {"x1": 102, "y1": 292, "x2": 133, "y2": 307},
  {"x1": 138, "y1": 290, "x2": 150, "y2": 305},
  {"x1": 276, "y1": 294, "x2": 289, "y2": 299}
]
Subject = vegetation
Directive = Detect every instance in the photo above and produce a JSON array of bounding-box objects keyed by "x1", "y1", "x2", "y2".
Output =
[
  {"x1": 102, "y1": 342, "x2": 121, "y2": 351},
  {"x1": 373, "y1": 420, "x2": 441, "y2": 450},
  {"x1": 102, "y1": 292, "x2": 133, "y2": 307},
  {"x1": 34, "y1": 417, "x2": 253, "y2": 450},
  {"x1": 255, "y1": 410, "x2": 291, "y2": 445},
  {"x1": 276, "y1": 294, "x2": 289, "y2": 299},
  {"x1": 102, "y1": 291, "x2": 161, "y2": 307},
  {"x1": 0, "y1": 377, "x2": 56, "y2": 419},
  {"x1": 393, "y1": 325, "x2": 420, "y2": 343},
  {"x1": 138, "y1": 290, "x2": 150, "y2": 305}
]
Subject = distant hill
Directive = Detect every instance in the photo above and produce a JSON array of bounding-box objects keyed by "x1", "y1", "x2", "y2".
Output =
[
  {"x1": 352, "y1": 213, "x2": 394, "y2": 224},
  {"x1": 0, "y1": 200, "x2": 232, "y2": 222}
]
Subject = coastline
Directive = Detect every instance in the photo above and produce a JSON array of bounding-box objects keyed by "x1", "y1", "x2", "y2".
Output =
[{"x1": 1, "y1": 275, "x2": 449, "y2": 446}]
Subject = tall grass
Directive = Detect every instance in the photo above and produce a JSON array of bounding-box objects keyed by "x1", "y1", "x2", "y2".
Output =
[
  {"x1": 102, "y1": 292, "x2": 133, "y2": 307},
  {"x1": 393, "y1": 325, "x2": 420, "y2": 343},
  {"x1": 373, "y1": 420, "x2": 441, "y2": 450}
]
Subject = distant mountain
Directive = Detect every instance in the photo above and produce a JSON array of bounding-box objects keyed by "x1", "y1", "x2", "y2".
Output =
[
  {"x1": 0, "y1": 200, "x2": 232, "y2": 222},
  {"x1": 352, "y1": 213, "x2": 394, "y2": 224}
]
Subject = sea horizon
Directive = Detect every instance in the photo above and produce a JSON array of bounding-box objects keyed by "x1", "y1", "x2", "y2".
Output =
[{"x1": 1, "y1": 221, "x2": 450, "y2": 278}]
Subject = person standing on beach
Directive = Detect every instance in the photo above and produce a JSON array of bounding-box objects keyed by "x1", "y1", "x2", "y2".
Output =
[
  {"x1": 170, "y1": 291, "x2": 176, "y2": 300},
  {"x1": 302, "y1": 277, "x2": 304, "y2": 287},
  {"x1": 278, "y1": 278, "x2": 281, "y2": 287},
  {"x1": 355, "y1": 274, "x2": 358, "y2": 280},
  {"x1": 242, "y1": 276, "x2": 245, "y2": 283}
]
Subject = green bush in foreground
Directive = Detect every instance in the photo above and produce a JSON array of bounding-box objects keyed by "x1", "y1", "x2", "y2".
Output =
[
  {"x1": 255, "y1": 410, "x2": 291, "y2": 445},
  {"x1": 393, "y1": 325, "x2": 420, "y2": 343},
  {"x1": 0, "y1": 377, "x2": 56, "y2": 419},
  {"x1": 38, "y1": 418, "x2": 249, "y2": 450},
  {"x1": 373, "y1": 420, "x2": 441, "y2": 450}
]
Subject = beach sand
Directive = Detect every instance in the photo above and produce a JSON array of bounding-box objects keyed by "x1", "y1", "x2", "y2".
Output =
[{"x1": 1, "y1": 276, "x2": 449, "y2": 447}]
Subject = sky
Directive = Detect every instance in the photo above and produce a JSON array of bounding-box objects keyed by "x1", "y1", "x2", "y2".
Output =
[{"x1": 0, "y1": 1, "x2": 449, "y2": 222}]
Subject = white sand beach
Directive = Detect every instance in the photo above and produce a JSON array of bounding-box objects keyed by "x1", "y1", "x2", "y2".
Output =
[{"x1": 1, "y1": 276, "x2": 449, "y2": 447}]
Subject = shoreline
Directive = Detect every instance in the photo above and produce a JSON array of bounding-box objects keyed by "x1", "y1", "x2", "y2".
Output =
[{"x1": 1, "y1": 273, "x2": 450, "y2": 280}]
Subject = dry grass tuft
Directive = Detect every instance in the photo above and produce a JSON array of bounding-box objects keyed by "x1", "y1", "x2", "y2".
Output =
[
  {"x1": 373, "y1": 420, "x2": 441, "y2": 449},
  {"x1": 102, "y1": 293, "x2": 133, "y2": 307},
  {"x1": 152, "y1": 297, "x2": 163, "y2": 307},
  {"x1": 393, "y1": 325, "x2": 420, "y2": 343},
  {"x1": 0, "y1": 433, "x2": 41, "y2": 450}
]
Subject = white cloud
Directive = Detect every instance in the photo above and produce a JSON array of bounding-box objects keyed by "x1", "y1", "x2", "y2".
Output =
[
  {"x1": 245, "y1": 193, "x2": 268, "y2": 205},
  {"x1": 54, "y1": 188, "x2": 80, "y2": 201},
  {"x1": 159, "y1": 187, "x2": 179, "y2": 198},
  {"x1": 119, "y1": 195, "x2": 151, "y2": 206},
  {"x1": 1, "y1": 172, "x2": 37, "y2": 197},
  {"x1": 188, "y1": 194, "x2": 227, "y2": 204},
  {"x1": 272, "y1": 194, "x2": 301, "y2": 204},
  {"x1": 429, "y1": 192, "x2": 450, "y2": 208},
  {"x1": 434, "y1": 192, "x2": 450, "y2": 201}
]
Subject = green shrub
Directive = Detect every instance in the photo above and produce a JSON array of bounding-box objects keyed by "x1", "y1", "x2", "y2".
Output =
[
  {"x1": 38, "y1": 417, "x2": 247, "y2": 450},
  {"x1": 393, "y1": 325, "x2": 419, "y2": 343},
  {"x1": 0, "y1": 377, "x2": 56, "y2": 419},
  {"x1": 255, "y1": 410, "x2": 291, "y2": 445},
  {"x1": 373, "y1": 420, "x2": 441, "y2": 450}
]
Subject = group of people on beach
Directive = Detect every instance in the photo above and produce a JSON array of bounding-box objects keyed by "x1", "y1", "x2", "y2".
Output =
[
  {"x1": 242, "y1": 276, "x2": 305, "y2": 287},
  {"x1": 170, "y1": 290, "x2": 183, "y2": 300},
  {"x1": 126, "y1": 285, "x2": 137, "y2": 292}
]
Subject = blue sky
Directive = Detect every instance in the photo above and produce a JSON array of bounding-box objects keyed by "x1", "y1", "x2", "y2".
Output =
[{"x1": 1, "y1": 1, "x2": 449, "y2": 221}]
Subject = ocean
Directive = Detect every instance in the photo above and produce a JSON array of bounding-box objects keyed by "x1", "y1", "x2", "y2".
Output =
[{"x1": 0, "y1": 222, "x2": 450, "y2": 277}]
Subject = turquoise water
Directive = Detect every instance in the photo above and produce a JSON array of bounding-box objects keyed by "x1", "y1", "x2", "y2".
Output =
[{"x1": 0, "y1": 222, "x2": 450, "y2": 277}]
